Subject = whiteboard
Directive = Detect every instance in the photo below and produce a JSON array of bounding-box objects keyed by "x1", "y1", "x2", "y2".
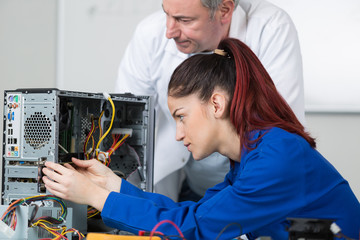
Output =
[{"x1": 269, "y1": 0, "x2": 360, "y2": 112}]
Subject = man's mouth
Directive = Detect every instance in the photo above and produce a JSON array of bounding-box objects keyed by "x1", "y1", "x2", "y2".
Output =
[{"x1": 175, "y1": 39, "x2": 190, "y2": 46}]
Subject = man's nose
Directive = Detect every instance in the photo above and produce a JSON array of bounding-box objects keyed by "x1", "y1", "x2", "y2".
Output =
[{"x1": 166, "y1": 17, "x2": 180, "y2": 39}]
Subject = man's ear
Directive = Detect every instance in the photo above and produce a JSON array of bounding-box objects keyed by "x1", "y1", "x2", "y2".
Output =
[
  {"x1": 219, "y1": 0, "x2": 235, "y2": 24},
  {"x1": 210, "y1": 92, "x2": 227, "y2": 119}
]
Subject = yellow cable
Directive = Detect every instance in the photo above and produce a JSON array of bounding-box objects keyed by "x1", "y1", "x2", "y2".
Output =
[
  {"x1": 96, "y1": 97, "x2": 115, "y2": 158},
  {"x1": 90, "y1": 136, "x2": 95, "y2": 158},
  {"x1": 98, "y1": 110, "x2": 104, "y2": 137},
  {"x1": 84, "y1": 116, "x2": 95, "y2": 158},
  {"x1": 108, "y1": 134, "x2": 130, "y2": 156},
  {"x1": 87, "y1": 210, "x2": 100, "y2": 219},
  {"x1": 35, "y1": 222, "x2": 62, "y2": 237},
  {"x1": 114, "y1": 134, "x2": 129, "y2": 149}
]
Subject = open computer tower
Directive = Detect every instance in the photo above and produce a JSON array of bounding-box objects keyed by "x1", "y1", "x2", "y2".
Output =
[{"x1": 1, "y1": 89, "x2": 155, "y2": 239}]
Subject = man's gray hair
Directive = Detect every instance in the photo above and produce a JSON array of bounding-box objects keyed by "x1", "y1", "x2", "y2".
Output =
[{"x1": 201, "y1": 0, "x2": 240, "y2": 19}]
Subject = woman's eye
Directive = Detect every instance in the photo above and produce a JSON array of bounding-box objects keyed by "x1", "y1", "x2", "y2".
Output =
[{"x1": 178, "y1": 115, "x2": 184, "y2": 121}]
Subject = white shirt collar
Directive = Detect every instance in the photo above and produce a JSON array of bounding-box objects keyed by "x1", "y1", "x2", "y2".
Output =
[
  {"x1": 229, "y1": 5, "x2": 247, "y2": 41},
  {"x1": 165, "y1": 37, "x2": 189, "y2": 59}
]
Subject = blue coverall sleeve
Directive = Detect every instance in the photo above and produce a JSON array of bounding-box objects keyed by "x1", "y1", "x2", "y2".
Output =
[{"x1": 100, "y1": 135, "x2": 309, "y2": 239}]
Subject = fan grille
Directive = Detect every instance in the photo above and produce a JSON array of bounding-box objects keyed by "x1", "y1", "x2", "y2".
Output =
[{"x1": 24, "y1": 112, "x2": 52, "y2": 149}]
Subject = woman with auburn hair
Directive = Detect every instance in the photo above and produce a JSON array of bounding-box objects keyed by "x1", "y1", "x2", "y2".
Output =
[{"x1": 42, "y1": 38, "x2": 360, "y2": 239}]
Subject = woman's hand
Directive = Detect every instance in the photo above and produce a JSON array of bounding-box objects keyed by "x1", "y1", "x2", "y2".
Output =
[
  {"x1": 42, "y1": 161, "x2": 110, "y2": 211},
  {"x1": 67, "y1": 158, "x2": 122, "y2": 193}
]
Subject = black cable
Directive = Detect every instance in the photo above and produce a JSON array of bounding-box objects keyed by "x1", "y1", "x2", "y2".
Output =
[
  {"x1": 215, "y1": 222, "x2": 243, "y2": 240},
  {"x1": 28, "y1": 204, "x2": 39, "y2": 226},
  {"x1": 162, "y1": 235, "x2": 187, "y2": 240}
]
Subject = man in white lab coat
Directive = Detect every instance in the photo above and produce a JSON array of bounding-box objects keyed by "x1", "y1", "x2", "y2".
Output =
[{"x1": 115, "y1": 0, "x2": 305, "y2": 201}]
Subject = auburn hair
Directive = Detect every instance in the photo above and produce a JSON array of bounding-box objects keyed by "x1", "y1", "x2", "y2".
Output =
[{"x1": 168, "y1": 38, "x2": 315, "y2": 149}]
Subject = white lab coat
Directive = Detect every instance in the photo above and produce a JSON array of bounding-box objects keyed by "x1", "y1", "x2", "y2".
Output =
[{"x1": 115, "y1": 0, "x2": 305, "y2": 199}]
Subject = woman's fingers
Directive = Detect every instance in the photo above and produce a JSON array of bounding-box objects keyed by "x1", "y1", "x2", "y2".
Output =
[
  {"x1": 42, "y1": 176, "x2": 67, "y2": 198},
  {"x1": 42, "y1": 162, "x2": 75, "y2": 185},
  {"x1": 44, "y1": 161, "x2": 67, "y2": 174},
  {"x1": 42, "y1": 161, "x2": 109, "y2": 207},
  {"x1": 42, "y1": 166, "x2": 64, "y2": 184},
  {"x1": 42, "y1": 167, "x2": 84, "y2": 202},
  {"x1": 64, "y1": 162, "x2": 75, "y2": 170},
  {"x1": 72, "y1": 158, "x2": 95, "y2": 168}
]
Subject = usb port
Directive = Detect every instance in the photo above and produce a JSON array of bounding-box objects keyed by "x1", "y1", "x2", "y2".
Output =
[
  {"x1": 8, "y1": 129, "x2": 13, "y2": 135},
  {"x1": 14, "y1": 138, "x2": 17, "y2": 144}
]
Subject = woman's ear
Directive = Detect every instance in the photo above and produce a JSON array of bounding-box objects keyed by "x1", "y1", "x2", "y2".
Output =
[{"x1": 210, "y1": 92, "x2": 227, "y2": 119}]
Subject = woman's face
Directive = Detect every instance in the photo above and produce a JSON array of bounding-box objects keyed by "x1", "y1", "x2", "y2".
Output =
[{"x1": 167, "y1": 94, "x2": 219, "y2": 160}]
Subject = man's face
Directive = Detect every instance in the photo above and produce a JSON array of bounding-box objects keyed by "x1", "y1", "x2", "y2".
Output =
[{"x1": 162, "y1": 0, "x2": 224, "y2": 53}]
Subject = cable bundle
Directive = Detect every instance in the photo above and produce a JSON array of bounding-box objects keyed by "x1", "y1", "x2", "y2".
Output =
[
  {"x1": 0, "y1": 195, "x2": 84, "y2": 239},
  {"x1": 95, "y1": 94, "x2": 115, "y2": 160},
  {"x1": 83, "y1": 114, "x2": 97, "y2": 160},
  {"x1": 87, "y1": 206, "x2": 100, "y2": 219},
  {"x1": 138, "y1": 219, "x2": 186, "y2": 239},
  {"x1": 82, "y1": 95, "x2": 130, "y2": 166},
  {"x1": 104, "y1": 133, "x2": 130, "y2": 166},
  {"x1": 1, "y1": 195, "x2": 66, "y2": 231}
]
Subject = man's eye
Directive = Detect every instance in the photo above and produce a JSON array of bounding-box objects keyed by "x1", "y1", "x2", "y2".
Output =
[
  {"x1": 178, "y1": 115, "x2": 184, "y2": 121},
  {"x1": 177, "y1": 18, "x2": 192, "y2": 23}
]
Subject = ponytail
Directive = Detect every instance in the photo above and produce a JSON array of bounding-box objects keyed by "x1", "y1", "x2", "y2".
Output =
[
  {"x1": 219, "y1": 38, "x2": 315, "y2": 149},
  {"x1": 168, "y1": 38, "x2": 316, "y2": 149}
]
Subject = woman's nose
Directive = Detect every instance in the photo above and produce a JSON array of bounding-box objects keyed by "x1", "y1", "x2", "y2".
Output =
[{"x1": 175, "y1": 125, "x2": 185, "y2": 141}]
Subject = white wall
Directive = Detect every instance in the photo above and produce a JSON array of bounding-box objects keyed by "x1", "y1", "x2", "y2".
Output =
[
  {"x1": 0, "y1": 0, "x2": 58, "y2": 191},
  {"x1": 0, "y1": 0, "x2": 359, "y2": 200},
  {"x1": 306, "y1": 113, "x2": 360, "y2": 199},
  {"x1": 270, "y1": 0, "x2": 360, "y2": 112},
  {"x1": 0, "y1": 0, "x2": 57, "y2": 89},
  {"x1": 56, "y1": 0, "x2": 163, "y2": 93}
]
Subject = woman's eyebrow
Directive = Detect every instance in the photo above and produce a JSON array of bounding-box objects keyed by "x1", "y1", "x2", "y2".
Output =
[{"x1": 172, "y1": 108, "x2": 183, "y2": 118}]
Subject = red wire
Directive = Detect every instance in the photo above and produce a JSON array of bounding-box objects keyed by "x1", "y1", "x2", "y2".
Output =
[
  {"x1": 1, "y1": 198, "x2": 22, "y2": 220},
  {"x1": 107, "y1": 155, "x2": 111, "y2": 166},
  {"x1": 12, "y1": 212, "x2": 17, "y2": 230},
  {"x1": 149, "y1": 219, "x2": 185, "y2": 239},
  {"x1": 110, "y1": 134, "x2": 121, "y2": 149}
]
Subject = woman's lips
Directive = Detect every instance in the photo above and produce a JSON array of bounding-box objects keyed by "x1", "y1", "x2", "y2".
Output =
[{"x1": 184, "y1": 143, "x2": 190, "y2": 151}]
